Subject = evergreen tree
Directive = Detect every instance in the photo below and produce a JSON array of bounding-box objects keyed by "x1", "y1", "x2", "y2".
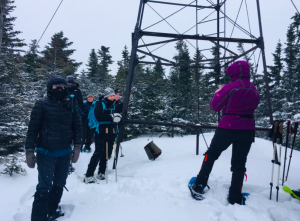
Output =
[
  {"x1": 267, "y1": 40, "x2": 284, "y2": 114},
  {"x1": 115, "y1": 45, "x2": 130, "y2": 90},
  {"x1": 0, "y1": 0, "x2": 26, "y2": 79},
  {"x1": 40, "y1": 31, "x2": 82, "y2": 77},
  {"x1": 291, "y1": 13, "x2": 300, "y2": 99},
  {"x1": 22, "y1": 39, "x2": 41, "y2": 79},
  {"x1": 98, "y1": 46, "x2": 113, "y2": 85},
  {"x1": 169, "y1": 40, "x2": 193, "y2": 120},
  {"x1": 0, "y1": 0, "x2": 29, "y2": 155},
  {"x1": 192, "y1": 49, "x2": 203, "y2": 122},
  {"x1": 139, "y1": 61, "x2": 166, "y2": 122},
  {"x1": 283, "y1": 24, "x2": 297, "y2": 102},
  {"x1": 86, "y1": 49, "x2": 99, "y2": 81},
  {"x1": 77, "y1": 69, "x2": 99, "y2": 99}
]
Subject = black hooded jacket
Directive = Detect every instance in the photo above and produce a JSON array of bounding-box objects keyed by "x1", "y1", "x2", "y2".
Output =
[
  {"x1": 94, "y1": 98, "x2": 117, "y2": 140},
  {"x1": 66, "y1": 83, "x2": 83, "y2": 112},
  {"x1": 25, "y1": 75, "x2": 82, "y2": 150}
]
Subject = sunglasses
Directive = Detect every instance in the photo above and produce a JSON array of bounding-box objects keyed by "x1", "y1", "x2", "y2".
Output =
[{"x1": 52, "y1": 85, "x2": 65, "y2": 89}]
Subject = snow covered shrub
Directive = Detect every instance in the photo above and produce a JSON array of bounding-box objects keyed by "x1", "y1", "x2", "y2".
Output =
[{"x1": 1, "y1": 153, "x2": 26, "y2": 176}]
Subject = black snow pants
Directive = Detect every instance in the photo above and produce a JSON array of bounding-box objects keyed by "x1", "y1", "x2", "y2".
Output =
[
  {"x1": 86, "y1": 133, "x2": 114, "y2": 177},
  {"x1": 31, "y1": 153, "x2": 70, "y2": 221},
  {"x1": 195, "y1": 128, "x2": 254, "y2": 198},
  {"x1": 82, "y1": 120, "x2": 95, "y2": 151}
]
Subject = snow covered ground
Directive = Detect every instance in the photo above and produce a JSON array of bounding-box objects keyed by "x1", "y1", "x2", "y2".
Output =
[{"x1": 1, "y1": 134, "x2": 300, "y2": 221}]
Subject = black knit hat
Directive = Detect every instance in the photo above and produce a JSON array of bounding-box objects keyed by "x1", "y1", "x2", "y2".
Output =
[
  {"x1": 114, "y1": 89, "x2": 120, "y2": 94},
  {"x1": 47, "y1": 75, "x2": 67, "y2": 90},
  {"x1": 66, "y1": 75, "x2": 76, "y2": 84}
]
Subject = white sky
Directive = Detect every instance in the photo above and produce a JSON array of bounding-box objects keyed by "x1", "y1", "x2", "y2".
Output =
[{"x1": 13, "y1": 0, "x2": 299, "y2": 76}]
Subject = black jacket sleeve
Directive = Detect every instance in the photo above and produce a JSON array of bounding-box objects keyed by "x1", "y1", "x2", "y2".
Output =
[
  {"x1": 77, "y1": 89, "x2": 84, "y2": 112},
  {"x1": 94, "y1": 101, "x2": 113, "y2": 122},
  {"x1": 25, "y1": 100, "x2": 44, "y2": 150},
  {"x1": 72, "y1": 111, "x2": 82, "y2": 145}
]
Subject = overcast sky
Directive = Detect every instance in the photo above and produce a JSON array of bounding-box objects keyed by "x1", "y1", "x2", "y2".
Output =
[{"x1": 13, "y1": 0, "x2": 299, "y2": 76}]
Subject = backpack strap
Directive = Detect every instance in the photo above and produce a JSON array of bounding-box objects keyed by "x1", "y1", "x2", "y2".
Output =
[{"x1": 101, "y1": 101, "x2": 115, "y2": 114}]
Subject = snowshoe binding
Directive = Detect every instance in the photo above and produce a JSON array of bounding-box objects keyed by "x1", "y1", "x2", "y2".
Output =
[
  {"x1": 188, "y1": 177, "x2": 209, "y2": 201},
  {"x1": 48, "y1": 206, "x2": 64, "y2": 221},
  {"x1": 83, "y1": 176, "x2": 98, "y2": 184},
  {"x1": 96, "y1": 173, "x2": 105, "y2": 180}
]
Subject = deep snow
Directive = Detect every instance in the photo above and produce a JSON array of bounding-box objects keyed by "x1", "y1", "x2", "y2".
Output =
[{"x1": 1, "y1": 134, "x2": 300, "y2": 221}]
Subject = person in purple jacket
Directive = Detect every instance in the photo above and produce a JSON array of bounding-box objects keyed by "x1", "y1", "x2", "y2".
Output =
[{"x1": 189, "y1": 60, "x2": 260, "y2": 205}]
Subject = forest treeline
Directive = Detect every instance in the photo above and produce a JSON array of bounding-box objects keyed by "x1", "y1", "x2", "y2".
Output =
[{"x1": 1, "y1": 1, "x2": 300, "y2": 154}]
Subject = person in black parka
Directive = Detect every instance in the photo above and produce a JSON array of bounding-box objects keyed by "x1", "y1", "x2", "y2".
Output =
[
  {"x1": 114, "y1": 89, "x2": 123, "y2": 114},
  {"x1": 66, "y1": 75, "x2": 84, "y2": 113},
  {"x1": 84, "y1": 88, "x2": 122, "y2": 183},
  {"x1": 25, "y1": 75, "x2": 82, "y2": 221},
  {"x1": 81, "y1": 94, "x2": 95, "y2": 152}
]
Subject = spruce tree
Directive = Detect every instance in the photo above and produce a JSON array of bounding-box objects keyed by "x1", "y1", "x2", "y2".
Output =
[
  {"x1": 98, "y1": 46, "x2": 114, "y2": 85},
  {"x1": 22, "y1": 39, "x2": 41, "y2": 79},
  {"x1": 291, "y1": 13, "x2": 300, "y2": 100},
  {"x1": 0, "y1": 0, "x2": 28, "y2": 155},
  {"x1": 169, "y1": 40, "x2": 193, "y2": 120},
  {"x1": 86, "y1": 49, "x2": 99, "y2": 82},
  {"x1": 40, "y1": 31, "x2": 82, "y2": 77},
  {"x1": 267, "y1": 40, "x2": 284, "y2": 114},
  {"x1": 283, "y1": 24, "x2": 297, "y2": 102},
  {"x1": 0, "y1": 0, "x2": 26, "y2": 78},
  {"x1": 115, "y1": 45, "x2": 130, "y2": 90}
]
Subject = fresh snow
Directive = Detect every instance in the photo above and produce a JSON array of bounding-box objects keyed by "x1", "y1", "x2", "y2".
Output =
[{"x1": 1, "y1": 134, "x2": 300, "y2": 221}]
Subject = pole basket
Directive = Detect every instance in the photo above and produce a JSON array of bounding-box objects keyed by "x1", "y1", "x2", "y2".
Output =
[{"x1": 144, "y1": 141, "x2": 162, "y2": 161}]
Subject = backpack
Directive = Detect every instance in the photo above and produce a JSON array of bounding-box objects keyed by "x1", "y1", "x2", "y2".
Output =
[
  {"x1": 88, "y1": 100, "x2": 116, "y2": 134},
  {"x1": 68, "y1": 94, "x2": 79, "y2": 112}
]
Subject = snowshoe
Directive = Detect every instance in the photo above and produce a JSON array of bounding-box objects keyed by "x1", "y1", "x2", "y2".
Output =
[
  {"x1": 188, "y1": 177, "x2": 209, "y2": 201},
  {"x1": 83, "y1": 176, "x2": 98, "y2": 184},
  {"x1": 228, "y1": 193, "x2": 246, "y2": 205},
  {"x1": 48, "y1": 206, "x2": 64, "y2": 221},
  {"x1": 282, "y1": 186, "x2": 300, "y2": 200},
  {"x1": 242, "y1": 192, "x2": 250, "y2": 197},
  {"x1": 83, "y1": 147, "x2": 91, "y2": 153},
  {"x1": 96, "y1": 173, "x2": 105, "y2": 180}
]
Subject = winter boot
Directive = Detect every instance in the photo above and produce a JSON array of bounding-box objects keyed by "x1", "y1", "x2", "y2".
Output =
[
  {"x1": 47, "y1": 206, "x2": 64, "y2": 221},
  {"x1": 96, "y1": 173, "x2": 105, "y2": 180},
  {"x1": 188, "y1": 177, "x2": 209, "y2": 200},
  {"x1": 31, "y1": 190, "x2": 48, "y2": 221},
  {"x1": 48, "y1": 186, "x2": 63, "y2": 217},
  {"x1": 83, "y1": 176, "x2": 97, "y2": 184},
  {"x1": 228, "y1": 192, "x2": 246, "y2": 205}
]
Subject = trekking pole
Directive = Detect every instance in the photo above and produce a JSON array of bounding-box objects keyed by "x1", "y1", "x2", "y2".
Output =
[
  {"x1": 200, "y1": 130, "x2": 209, "y2": 149},
  {"x1": 276, "y1": 121, "x2": 283, "y2": 202},
  {"x1": 197, "y1": 123, "x2": 209, "y2": 149},
  {"x1": 113, "y1": 126, "x2": 121, "y2": 181},
  {"x1": 120, "y1": 144, "x2": 124, "y2": 157},
  {"x1": 270, "y1": 121, "x2": 279, "y2": 200},
  {"x1": 285, "y1": 121, "x2": 299, "y2": 182},
  {"x1": 106, "y1": 142, "x2": 108, "y2": 184},
  {"x1": 114, "y1": 140, "x2": 117, "y2": 182},
  {"x1": 282, "y1": 120, "x2": 291, "y2": 186}
]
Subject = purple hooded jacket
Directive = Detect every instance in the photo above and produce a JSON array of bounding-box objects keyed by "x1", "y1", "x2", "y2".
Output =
[{"x1": 210, "y1": 60, "x2": 260, "y2": 130}]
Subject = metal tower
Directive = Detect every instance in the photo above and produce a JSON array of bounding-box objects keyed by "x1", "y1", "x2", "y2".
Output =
[{"x1": 114, "y1": 0, "x2": 273, "y2": 167}]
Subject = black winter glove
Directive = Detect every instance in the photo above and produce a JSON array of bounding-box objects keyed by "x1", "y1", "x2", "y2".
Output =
[
  {"x1": 26, "y1": 149, "x2": 36, "y2": 168},
  {"x1": 72, "y1": 144, "x2": 81, "y2": 163}
]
